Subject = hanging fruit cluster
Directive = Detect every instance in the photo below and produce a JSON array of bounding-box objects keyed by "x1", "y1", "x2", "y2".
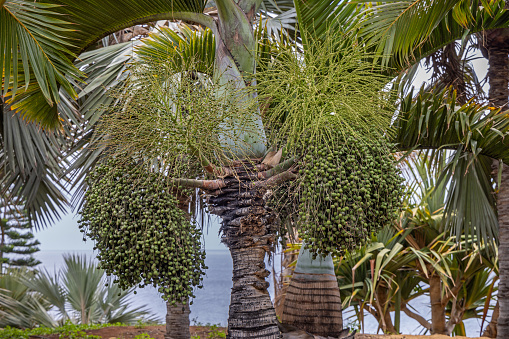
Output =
[
  {"x1": 295, "y1": 135, "x2": 403, "y2": 258},
  {"x1": 78, "y1": 159, "x2": 207, "y2": 305}
]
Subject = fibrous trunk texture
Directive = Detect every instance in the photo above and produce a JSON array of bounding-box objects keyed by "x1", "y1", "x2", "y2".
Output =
[
  {"x1": 429, "y1": 274, "x2": 447, "y2": 335},
  {"x1": 206, "y1": 161, "x2": 280, "y2": 339},
  {"x1": 273, "y1": 241, "x2": 299, "y2": 317},
  {"x1": 165, "y1": 301, "x2": 191, "y2": 339},
  {"x1": 486, "y1": 28, "x2": 509, "y2": 109},
  {"x1": 497, "y1": 166, "x2": 509, "y2": 339},
  {"x1": 483, "y1": 27, "x2": 509, "y2": 339},
  {"x1": 282, "y1": 246, "x2": 343, "y2": 337}
]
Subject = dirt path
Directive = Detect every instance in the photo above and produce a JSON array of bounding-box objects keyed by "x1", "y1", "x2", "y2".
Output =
[
  {"x1": 48, "y1": 326, "x2": 490, "y2": 339},
  {"x1": 355, "y1": 335, "x2": 489, "y2": 339}
]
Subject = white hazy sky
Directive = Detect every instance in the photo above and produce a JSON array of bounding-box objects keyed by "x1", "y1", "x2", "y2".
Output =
[{"x1": 35, "y1": 53, "x2": 489, "y2": 252}]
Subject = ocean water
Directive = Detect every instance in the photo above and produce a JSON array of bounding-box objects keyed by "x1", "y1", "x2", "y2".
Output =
[
  {"x1": 34, "y1": 250, "x2": 490, "y2": 336},
  {"x1": 35, "y1": 249, "x2": 232, "y2": 326}
]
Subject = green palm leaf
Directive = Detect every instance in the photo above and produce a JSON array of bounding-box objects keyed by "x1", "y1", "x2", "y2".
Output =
[
  {"x1": 393, "y1": 87, "x2": 508, "y2": 244},
  {"x1": 293, "y1": 0, "x2": 361, "y2": 42},
  {"x1": 47, "y1": 0, "x2": 209, "y2": 55},
  {"x1": 0, "y1": 100, "x2": 70, "y2": 226},
  {"x1": 394, "y1": 87, "x2": 509, "y2": 163},
  {"x1": 1, "y1": 0, "x2": 80, "y2": 128},
  {"x1": 136, "y1": 25, "x2": 215, "y2": 74},
  {"x1": 2, "y1": 0, "x2": 212, "y2": 128},
  {"x1": 356, "y1": 0, "x2": 509, "y2": 69}
]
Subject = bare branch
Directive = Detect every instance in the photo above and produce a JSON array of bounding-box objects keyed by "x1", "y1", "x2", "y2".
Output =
[
  {"x1": 401, "y1": 303, "x2": 431, "y2": 330},
  {"x1": 172, "y1": 178, "x2": 225, "y2": 190}
]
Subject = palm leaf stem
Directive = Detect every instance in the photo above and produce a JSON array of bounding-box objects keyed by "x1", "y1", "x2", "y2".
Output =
[{"x1": 75, "y1": 12, "x2": 219, "y2": 47}]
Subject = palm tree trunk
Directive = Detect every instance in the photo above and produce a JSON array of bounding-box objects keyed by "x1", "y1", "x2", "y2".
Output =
[
  {"x1": 281, "y1": 245, "x2": 343, "y2": 337},
  {"x1": 206, "y1": 161, "x2": 280, "y2": 339},
  {"x1": 497, "y1": 165, "x2": 509, "y2": 339},
  {"x1": 165, "y1": 301, "x2": 191, "y2": 339},
  {"x1": 429, "y1": 274, "x2": 447, "y2": 335},
  {"x1": 485, "y1": 29, "x2": 509, "y2": 110},
  {"x1": 483, "y1": 27, "x2": 509, "y2": 339},
  {"x1": 273, "y1": 240, "x2": 299, "y2": 317}
]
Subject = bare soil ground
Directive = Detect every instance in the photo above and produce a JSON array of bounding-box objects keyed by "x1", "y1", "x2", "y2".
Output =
[
  {"x1": 355, "y1": 335, "x2": 489, "y2": 339},
  {"x1": 37, "y1": 326, "x2": 490, "y2": 339}
]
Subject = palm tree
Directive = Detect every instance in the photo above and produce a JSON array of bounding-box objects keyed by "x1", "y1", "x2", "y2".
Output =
[
  {"x1": 0, "y1": 268, "x2": 55, "y2": 328},
  {"x1": 335, "y1": 153, "x2": 499, "y2": 336},
  {"x1": 346, "y1": 1, "x2": 509, "y2": 336},
  {"x1": 13, "y1": 254, "x2": 154, "y2": 326},
  {"x1": 4, "y1": 1, "x2": 508, "y2": 338},
  {"x1": 281, "y1": 245, "x2": 343, "y2": 337},
  {"x1": 2, "y1": 1, "x2": 373, "y2": 337}
]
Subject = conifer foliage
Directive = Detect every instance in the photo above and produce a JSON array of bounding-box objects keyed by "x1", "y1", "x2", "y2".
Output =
[{"x1": 0, "y1": 199, "x2": 41, "y2": 271}]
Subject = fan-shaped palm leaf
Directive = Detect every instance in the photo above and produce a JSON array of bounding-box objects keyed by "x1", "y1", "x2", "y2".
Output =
[
  {"x1": 0, "y1": 268, "x2": 55, "y2": 328},
  {"x1": 393, "y1": 87, "x2": 509, "y2": 244},
  {"x1": 0, "y1": 100, "x2": 71, "y2": 226}
]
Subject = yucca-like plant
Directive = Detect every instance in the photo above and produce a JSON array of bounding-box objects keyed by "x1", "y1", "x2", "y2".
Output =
[
  {"x1": 0, "y1": 268, "x2": 55, "y2": 329},
  {"x1": 23, "y1": 254, "x2": 154, "y2": 326}
]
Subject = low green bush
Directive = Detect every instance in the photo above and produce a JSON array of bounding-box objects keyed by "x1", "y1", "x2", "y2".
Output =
[{"x1": 0, "y1": 322, "x2": 124, "y2": 339}]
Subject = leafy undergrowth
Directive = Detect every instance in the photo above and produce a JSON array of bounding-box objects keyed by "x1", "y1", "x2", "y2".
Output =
[
  {"x1": 0, "y1": 322, "x2": 125, "y2": 339},
  {"x1": 0, "y1": 322, "x2": 227, "y2": 339}
]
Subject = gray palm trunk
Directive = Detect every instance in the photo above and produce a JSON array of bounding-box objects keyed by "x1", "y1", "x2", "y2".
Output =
[
  {"x1": 483, "y1": 27, "x2": 509, "y2": 339},
  {"x1": 206, "y1": 162, "x2": 280, "y2": 338},
  {"x1": 182, "y1": 0, "x2": 281, "y2": 336},
  {"x1": 281, "y1": 245, "x2": 343, "y2": 337},
  {"x1": 165, "y1": 301, "x2": 191, "y2": 339},
  {"x1": 497, "y1": 164, "x2": 509, "y2": 339}
]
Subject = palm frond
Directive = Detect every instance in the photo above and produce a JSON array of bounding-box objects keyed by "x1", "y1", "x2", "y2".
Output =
[
  {"x1": 136, "y1": 25, "x2": 215, "y2": 74},
  {"x1": 293, "y1": 0, "x2": 361, "y2": 43},
  {"x1": 62, "y1": 254, "x2": 103, "y2": 324},
  {"x1": 356, "y1": 0, "x2": 509, "y2": 69},
  {"x1": 2, "y1": 0, "x2": 211, "y2": 127},
  {"x1": 0, "y1": 268, "x2": 55, "y2": 328},
  {"x1": 0, "y1": 100, "x2": 70, "y2": 227},
  {"x1": 440, "y1": 153, "x2": 498, "y2": 244},
  {"x1": 1, "y1": 0, "x2": 80, "y2": 128},
  {"x1": 394, "y1": 87, "x2": 509, "y2": 163},
  {"x1": 24, "y1": 268, "x2": 69, "y2": 320},
  {"x1": 393, "y1": 87, "x2": 506, "y2": 244}
]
